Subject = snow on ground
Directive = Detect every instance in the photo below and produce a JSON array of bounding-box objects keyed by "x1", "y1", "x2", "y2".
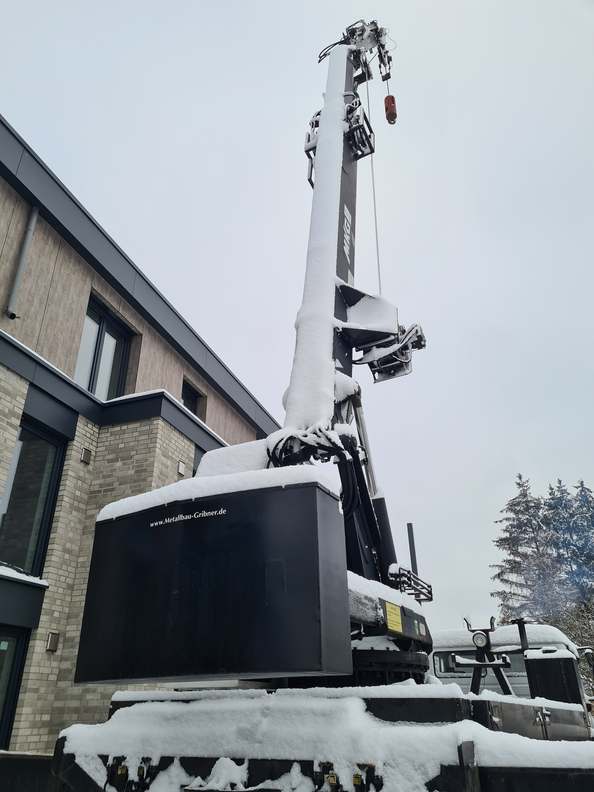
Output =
[
  {"x1": 61, "y1": 681, "x2": 594, "y2": 792},
  {"x1": 98, "y1": 465, "x2": 340, "y2": 521},
  {"x1": 0, "y1": 563, "x2": 48, "y2": 587}
]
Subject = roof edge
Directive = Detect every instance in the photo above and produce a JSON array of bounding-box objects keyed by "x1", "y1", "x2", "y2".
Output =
[{"x1": 0, "y1": 113, "x2": 280, "y2": 438}]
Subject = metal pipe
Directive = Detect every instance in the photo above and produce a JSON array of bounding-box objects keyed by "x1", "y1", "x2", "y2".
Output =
[
  {"x1": 6, "y1": 205, "x2": 38, "y2": 320},
  {"x1": 352, "y1": 396, "x2": 378, "y2": 496},
  {"x1": 407, "y1": 522, "x2": 418, "y2": 576}
]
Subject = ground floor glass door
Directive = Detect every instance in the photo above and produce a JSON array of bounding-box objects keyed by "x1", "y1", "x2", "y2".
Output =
[{"x1": 0, "y1": 626, "x2": 27, "y2": 749}]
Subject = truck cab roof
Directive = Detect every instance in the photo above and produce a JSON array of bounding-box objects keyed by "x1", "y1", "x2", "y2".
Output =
[{"x1": 432, "y1": 624, "x2": 578, "y2": 658}]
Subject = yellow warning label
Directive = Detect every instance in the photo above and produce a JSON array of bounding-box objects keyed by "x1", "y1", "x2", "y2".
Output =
[{"x1": 383, "y1": 601, "x2": 403, "y2": 634}]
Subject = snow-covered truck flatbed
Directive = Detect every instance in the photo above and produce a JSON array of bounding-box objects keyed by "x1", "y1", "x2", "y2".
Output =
[{"x1": 53, "y1": 681, "x2": 594, "y2": 792}]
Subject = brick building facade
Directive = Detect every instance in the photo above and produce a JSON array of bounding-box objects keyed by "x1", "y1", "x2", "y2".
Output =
[{"x1": 0, "y1": 115, "x2": 278, "y2": 754}]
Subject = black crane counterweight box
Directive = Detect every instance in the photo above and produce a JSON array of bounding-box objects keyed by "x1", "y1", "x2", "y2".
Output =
[{"x1": 75, "y1": 481, "x2": 352, "y2": 683}]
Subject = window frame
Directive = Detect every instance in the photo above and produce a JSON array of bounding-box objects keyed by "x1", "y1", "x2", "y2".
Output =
[
  {"x1": 193, "y1": 445, "x2": 206, "y2": 476},
  {"x1": 181, "y1": 379, "x2": 207, "y2": 422},
  {"x1": 432, "y1": 649, "x2": 528, "y2": 678},
  {"x1": 0, "y1": 418, "x2": 65, "y2": 578},
  {"x1": 0, "y1": 625, "x2": 30, "y2": 750},
  {"x1": 78, "y1": 297, "x2": 130, "y2": 400}
]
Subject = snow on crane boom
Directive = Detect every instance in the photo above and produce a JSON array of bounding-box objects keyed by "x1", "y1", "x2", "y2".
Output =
[{"x1": 282, "y1": 20, "x2": 425, "y2": 452}]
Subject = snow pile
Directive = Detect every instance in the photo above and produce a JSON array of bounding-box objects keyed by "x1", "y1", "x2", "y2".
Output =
[
  {"x1": 459, "y1": 721, "x2": 594, "y2": 769},
  {"x1": 61, "y1": 683, "x2": 594, "y2": 792},
  {"x1": 348, "y1": 570, "x2": 420, "y2": 614},
  {"x1": 283, "y1": 45, "x2": 350, "y2": 430},
  {"x1": 524, "y1": 647, "x2": 577, "y2": 661},
  {"x1": 338, "y1": 293, "x2": 397, "y2": 334},
  {"x1": 334, "y1": 371, "x2": 359, "y2": 403},
  {"x1": 275, "y1": 681, "x2": 465, "y2": 700},
  {"x1": 432, "y1": 624, "x2": 578, "y2": 656},
  {"x1": 470, "y1": 687, "x2": 584, "y2": 713},
  {"x1": 98, "y1": 465, "x2": 340, "y2": 522},
  {"x1": 111, "y1": 689, "x2": 266, "y2": 703},
  {"x1": 352, "y1": 635, "x2": 400, "y2": 651},
  {"x1": 196, "y1": 441, "x2": 269, "y2": 477},
  {"x1": 150, "y1": 759, "x2": 193, "y2": 791},
  {"x1": 186, "y1": 760, "x2": 312, "y2": 791},
  {"x1": 186, "y1": 757, "x2": 247, "y2": 790},
  {"x1": 62, "y1": 691, "x2": 459, "y2": 792},
  {"x1": 333, "y1": 421, "x2": 357, "y2": 439},
  {"x1": 0, "y1": 563, "x2": 48, "y2": 588}
]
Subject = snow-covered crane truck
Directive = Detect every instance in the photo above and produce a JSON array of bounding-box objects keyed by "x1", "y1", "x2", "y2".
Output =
[{"x1": 53, "y1": 21, "x2": 594, "y2": 792}]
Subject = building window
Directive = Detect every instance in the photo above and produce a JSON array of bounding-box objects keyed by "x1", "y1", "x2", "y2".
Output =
[
  {"x1": 74, "y1": 298, "x2": 129, "y2": 400},
  {"x1": 0, "y1": 626, "x2": 28, "y2": 749},
  {"x1": 193, "y1": 445, "x2": 206, "y2": 476},
  {"x1": 182, "y1": 380, "x2": 207, "y2": 422},
  {"x1": 0, "y1": 422, "x2": 65, "y2": 576}
]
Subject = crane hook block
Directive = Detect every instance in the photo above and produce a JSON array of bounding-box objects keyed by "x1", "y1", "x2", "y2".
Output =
[{"x1": 385, "y1": 95, "x2": 397, "y2": 125}]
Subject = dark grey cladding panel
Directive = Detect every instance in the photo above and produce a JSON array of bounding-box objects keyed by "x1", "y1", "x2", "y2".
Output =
[
  {"x1": 24, "y1": 386, "x2": 78, "y2": 440},
  {"x1": 0, "y1": 334, "x2": 102, "y2": 422},
  {"x1": 0, "y1": 114, "x2": 279, "y2": 437},
  {"x1": 160, "y1": 397, "x2": 221, "y2": 452},
  {"x1": 0, "y1": 331, "x2": 224, "y2": 450},
  {"x1": 0, "y1": 575, "x2": 46, "y2": 630},
  {"x1": 25, "y1": 358, "x2": 103, "y2": 424},
  {"x1": 0, "y1": 122, "x2": 23, "y2": 174},
  {"x1": 14, "y1": 151, "x2": 137, "y2": 293},
  {"x1": 0, "y1": 335, "x2": 37, "y2": 382}
]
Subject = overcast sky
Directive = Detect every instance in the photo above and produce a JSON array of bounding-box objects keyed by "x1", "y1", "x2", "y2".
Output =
[{"x1": 2, "y1": 1, "x2": 593, "y2": 628}]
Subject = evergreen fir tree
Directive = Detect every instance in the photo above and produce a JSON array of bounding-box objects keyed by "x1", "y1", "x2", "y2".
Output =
[
  {"x1": 492, "y1": 476, "x2": 594, "y2": 691},
  {"x1": 491, "y1": 474, "x2": 561, "y2": 622},
  {"x1": 543, "y1": 479, "x2": 575, "y2": 611},
  {"x1": 568, "y1": 481, "x2": 594, "y2": 603}
]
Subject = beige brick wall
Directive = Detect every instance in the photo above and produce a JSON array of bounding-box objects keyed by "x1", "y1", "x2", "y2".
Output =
[
  {"x1": 0, "y1": 175, "x2": 259, "y2": 446},
  {"x1": 9, "y1": 414, "x2": 194, "y2": 753},
  {"x1": 152, "y1": 419, "x2": 195, "y2": 489},
  {"x1": 9, "y1": 415, "x2": 100, "y2": 753},
  {"x1": 0, "y1": 367, "x2": 28, "y2": 494}
]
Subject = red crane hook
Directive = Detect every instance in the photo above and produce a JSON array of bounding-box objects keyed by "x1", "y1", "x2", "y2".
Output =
[{"x1": 385, "y1": 95, "x2": 397, "y2": 125}]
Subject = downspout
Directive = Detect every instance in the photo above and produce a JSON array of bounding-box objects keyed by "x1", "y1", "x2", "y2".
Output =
[{"x1": 6, "y1": 205, "x2": 39, "y2": 320}]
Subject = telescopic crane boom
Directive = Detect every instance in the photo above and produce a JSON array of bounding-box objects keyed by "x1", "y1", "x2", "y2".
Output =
[{"x1": 273, "y1": 21, "x2": 427, "y2": 593}]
